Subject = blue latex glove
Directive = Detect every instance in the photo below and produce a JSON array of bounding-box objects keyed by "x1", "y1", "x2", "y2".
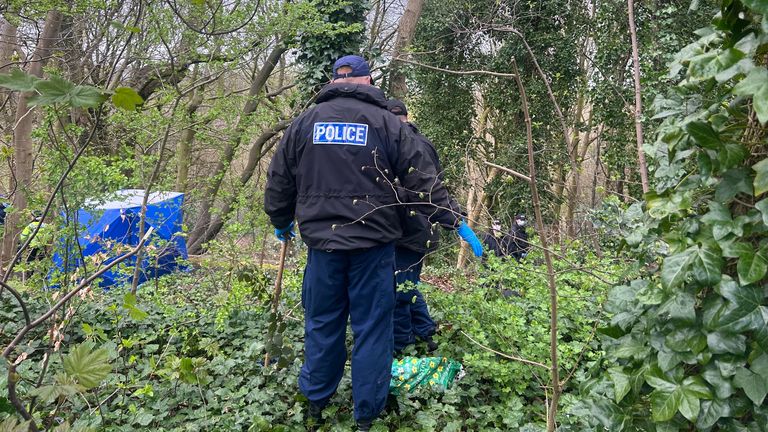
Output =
[
  {"x1": 457, "y1": 221, "x2": 483, "y2": 257},
  {"x1": 274, "y1": 221, "x2": 295, "y2": 242}
]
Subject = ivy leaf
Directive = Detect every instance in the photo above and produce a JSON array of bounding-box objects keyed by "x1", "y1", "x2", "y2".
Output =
[
  {"x1": 63, "y1": 343, "x2": 113, "y2": 389},
  {"x1": 682, "y1": 376, "x2": 713, "y2": 399},
  {"x1": 651, "y1": 388, "x2": 684, "y2": 422},
  {"x1": 613, "y1": 335, "x2": 649, "y2": 359},
  {"x1": 665, "y1": 327, "x2": 707, "y2": 353},
  {"x1": 0, "y1": 68, "x2": 40, "y2": 91},
  {"x1": 0, "y1": 418, "x2": 32, "y2": 432},
  {"x1": 703, "y1": 366, "x2": 735, "y2": 399},
  {"x1": 678, "y1": 389, "x2": 700, "y2": 422},
  {"x1": 658, "y1": 290, "x2": 696, "y2": 323},
  {"x1": 734, "y1": 367, "x2": 768, "y2": 405},
  {"x1": 737, "y1": 248, "x2": 768, "y2": 285},
  {"x1": 691, "y1": 243, "x2": 723, "y2": 286},
  {"x1": 686, "y1": 121, "x2": 721, "y2": 150},
  {"x1": 702, "y1": 201, "x2": 731, "y2": 223},
  {"x1": 111, "y1": 87, "x2": 144, "y2": 111},
  {"x1": 719, "y1": 143, "x2": 748, "y2": 169},
  {"x1": 717, "y1": 282, "x2": 768, "y2": 332},
  {"x1": 707, "y1": 331, "x2": 746, "y2": 354},
  {"x1": 661, "y1": 249, "x2": 694, "y2": 289},
  {"x1": 733, "y1": 67, "x2": 768, "y2": 124},
  {"x1": 715, "y1": 168, "x2": 753, "y2": 202},
  {"x1": 645, "y1": 366, "x2": 679, "y2": 392},
  {"x1": 756, "y1": 198, "x2": 768, "y2": 226},
  {"x1": 608, "y1": 367, "x2": 631, "y2": 403},
  {"x1": 696, "y1": 399, "x2": 731, "y2": 429},
  {"x1": 752, "y1": 353, "x2": 768, "y2": 381},
  {"x1": 713, "y1": 48, "x2": 749, "y2": 82},
  {"x1": 752, "y1": 158, "x2": 768, "y2": 196}
]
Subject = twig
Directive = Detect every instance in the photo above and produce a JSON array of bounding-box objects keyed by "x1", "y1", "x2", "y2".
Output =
[
  {"x1": 2, "y1": 228, "x2": 155, "y2": 359},
  {"x1": 484, "y1": 161, "x2": 531, "y2": 182},
  {"x1": 2, "y1": 108, "x2": 104, "y2": 285},
  {"x1": 511, "y1": 57, "x2": 561, "y2": 432},
  {"x1": 131, "y1": 97, "x2": 182, "y2": 294},
  {"x1": 460, "y1": 331, "x2": 548, "y2": 369},
  {"x1": 392, "y1": 56, "x2": 517, "y2": 78},
  {"x1": 7, "y1": 364, "x2": 39, "y2": 431}
]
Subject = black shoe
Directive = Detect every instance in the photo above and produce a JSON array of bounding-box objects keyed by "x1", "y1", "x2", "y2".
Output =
[
  {"x1": 307, "y1": 401, "x2": 325, "y2": 429},
  {"x1": 417, "y1": 335, "x2": 438, "y2": 352},
  {"x1": 386, "y1": 393, "x2": 400, "y2": 415},
  {"x1": 356, "y1": 420, "x2": 372, "y2": 431},
  {"x1": 422, "y1": 335, "x2": 438, "y2": 352}
]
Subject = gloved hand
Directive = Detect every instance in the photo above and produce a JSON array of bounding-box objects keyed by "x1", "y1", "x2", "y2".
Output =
[
  {"x1": 457, "y1": 221, "x2": 483, "y2": 257},
  {"x1": 274, "y1": 221, "x2": 295, "y2": 242}
]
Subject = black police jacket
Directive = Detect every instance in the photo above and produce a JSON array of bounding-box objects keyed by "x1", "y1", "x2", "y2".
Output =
[
  {"x1": 504, "y1": 225, "x2": 530, "y2": 260},
  {"x1": 264, "y1": 83, "x2": 461, "y2": 250},
  {"x1": 483, "y1": 232, "x2": 505, "y2": 258},
  {"x1": 482, "y1": 227, "x2": 530, "y2": 261},
  {"x1": 396, "y1": 124, "x2": 462, "y2": 254}
]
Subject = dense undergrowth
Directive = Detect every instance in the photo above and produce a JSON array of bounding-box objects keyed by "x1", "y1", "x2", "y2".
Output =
[{"x1": 1, "y1": 241, "x2": 630, "y2": 431}]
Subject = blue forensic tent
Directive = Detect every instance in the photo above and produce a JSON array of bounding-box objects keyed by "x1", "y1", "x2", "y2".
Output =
[{"x1": 53, "y1": 189, "x2": 188, "y2": 288}]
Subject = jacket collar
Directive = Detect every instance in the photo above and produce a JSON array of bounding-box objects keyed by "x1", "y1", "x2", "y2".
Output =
[{"x1": 316, "y1": 83, "x2": 389, "y2": 108}]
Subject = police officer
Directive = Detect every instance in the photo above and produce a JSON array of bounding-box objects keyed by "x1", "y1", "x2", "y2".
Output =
[
  {"x1": 504, "y1": 214, "x2": 530, "y2": 261},
  {"x1": 385, "y1": 99, "x2": 478, "y2": 354},
  {"x1": 264, "y1": 55, "x2": 483, "y2": 431},
  {"x1": 483, "y1": 219, "x2": 507, "y2": 259}
]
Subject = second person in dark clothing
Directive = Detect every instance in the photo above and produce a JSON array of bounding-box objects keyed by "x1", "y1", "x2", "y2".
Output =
[{"x1": 386, "y1": 99, "x2": 480, "y2": 354}]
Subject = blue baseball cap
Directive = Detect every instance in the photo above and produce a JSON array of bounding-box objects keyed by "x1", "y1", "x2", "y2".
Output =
[{"x1": 332, "y1": 55, "x2": 371, "y2": 79}]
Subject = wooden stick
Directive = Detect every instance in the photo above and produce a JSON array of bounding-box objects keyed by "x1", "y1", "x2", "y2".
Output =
[
  {"x1": 483, "y1": 161, "x2": 532, "y2": 183},
  {"x1": 511, "y1": 57, "x2": 562, "y2": 432},
  {"x1": 264, "y1": 239, "x2": 289, "y2": 367}
]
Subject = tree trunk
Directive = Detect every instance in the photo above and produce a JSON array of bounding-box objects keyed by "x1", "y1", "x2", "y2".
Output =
[
  {"x1": 627, "y1": 0, "x2": 649, "y2": 194},
  {"x1": 510, "y1": 57, "x2": 561, "y2": 432},
  {"x1": 176, "y1": 75, "x2": 204, "y2": 193},
  {"x1": 457, "y1": 103, "x2": 491, "y2": 268},
  {"x1": 1, "y1": 10, "x2": 63, "y2": 274},
  {"x1": 187, "y1": 44, "x2": 287, "y2": 253},
  {"x1": 0, "y1": 18, "x2": 19, "y2": 191},
  {"x1": 0, "y1": 18, "x2": 18, "y2": 73},
  {"x1": 194, "y1": 120, "x2": 290, "y2": 248},
  {"x1": 564, "y1": 91, "x2": 585, "y2": 240},
  {"x1": 388, "y1": 0, "x2": 425, "y2": 99}
]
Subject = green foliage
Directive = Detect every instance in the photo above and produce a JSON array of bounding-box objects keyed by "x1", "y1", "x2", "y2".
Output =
[
  {"x1": 0, "y1": 417, "x2": 31, "y2": 432},
  {"x1": 111, "y1": 87, "x2": 145, "y2": 111},
  {"x1": 422, "y1": 244, "x2": 628, "y2": 428},
  {"x1": 62, "y1": 342, "x2": 113, "y2": 389},
  {"x1": 0, "y1": 69, "x2": 142, "y2": 110},
  {"x1": 1, "y1": 238, "x2": 631, "y2": 430},
  {"x1": 295, "y1": 0, "x2": 369, "y2": 96},
  {"x1": 579, "y1": 2, "x2": 768, "y2": 430}
]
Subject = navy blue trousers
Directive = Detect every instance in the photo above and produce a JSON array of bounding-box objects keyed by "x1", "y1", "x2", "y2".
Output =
[
  {"x1": 299, "y1": 243, "x2": 395, "y2": 422},
  {"x1": 393, "y1": 247, "x2": 436, "y2": 351}
]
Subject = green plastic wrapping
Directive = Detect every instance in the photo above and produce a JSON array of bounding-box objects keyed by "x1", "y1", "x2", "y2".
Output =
[{"x1": 390, "y1": 356, "x2": 463, "y2": 395}]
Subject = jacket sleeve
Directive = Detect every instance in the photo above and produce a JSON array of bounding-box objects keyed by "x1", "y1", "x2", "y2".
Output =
[
  {"x1": 264, "y1": 124, "x2": 298, "y2": 229},
  {"x1": 393, "y1": 125, "x2": 462, "y2": 229},
  {"x1": 423, "y1": 136, "x2": 464, "y2": 224}
]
